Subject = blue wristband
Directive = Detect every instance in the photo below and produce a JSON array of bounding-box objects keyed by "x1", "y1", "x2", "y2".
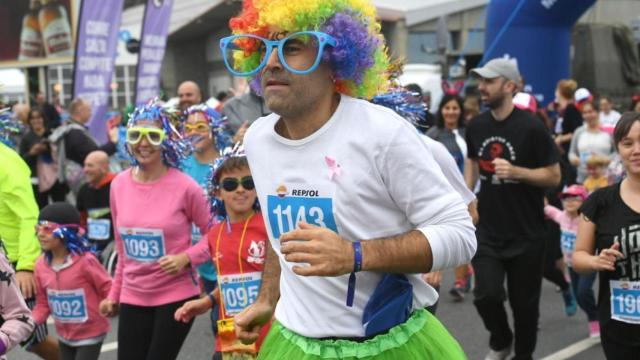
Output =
[
  {"x1": 346, "y1": 241, "x2": 363, "y2": 307},
  {"x1": 353, "y1": 241, "x2": 363, "y2": 273}
]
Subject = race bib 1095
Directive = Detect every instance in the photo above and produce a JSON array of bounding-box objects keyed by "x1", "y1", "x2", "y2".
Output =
[{"x1": 219, "y1": 272, "x2": 262, "y2": 316}]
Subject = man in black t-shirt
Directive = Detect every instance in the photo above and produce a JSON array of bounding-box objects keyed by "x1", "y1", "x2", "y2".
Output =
[{"x1": 464, "y1": 58, "x2": 561, "y2": 360}]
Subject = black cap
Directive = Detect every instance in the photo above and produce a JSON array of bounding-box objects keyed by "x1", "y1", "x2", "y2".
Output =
[{"x1": 38, "y1": 202, "x2": 81, "y2": 225}]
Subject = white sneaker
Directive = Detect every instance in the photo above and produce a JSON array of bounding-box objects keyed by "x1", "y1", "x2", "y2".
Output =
[{"x1": 484, "y1": 344, "x2": 512, "y2": 360}]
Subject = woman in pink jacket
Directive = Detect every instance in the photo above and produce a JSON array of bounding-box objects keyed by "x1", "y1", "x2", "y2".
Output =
[
  {"x1": 33, "y1": 202, "x2": 111, "y2": 360},
  {"x1": 99, "y1": 101, "x2": 210, "y2": 360},
  {"x1": 0, "y1": 251, "x2": 35, "y2": 359}
]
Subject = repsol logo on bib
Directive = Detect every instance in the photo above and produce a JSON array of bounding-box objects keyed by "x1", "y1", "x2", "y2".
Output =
[{"x1": 290, "y1": 189, "x2": 319, "y2": 197}]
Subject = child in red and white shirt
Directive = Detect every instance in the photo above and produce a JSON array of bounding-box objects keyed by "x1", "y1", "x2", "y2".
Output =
[
  {"x1": 175, "y1": 152, "x2": 270, "y2": 359},
  {"x1": 33, "y1": 202, "x2": 111, "y2": 360}
]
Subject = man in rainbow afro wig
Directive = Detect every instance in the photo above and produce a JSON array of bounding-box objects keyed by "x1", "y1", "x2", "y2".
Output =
[{"x1": 223, "y1": 1, "x2": 476, "y2": 359}]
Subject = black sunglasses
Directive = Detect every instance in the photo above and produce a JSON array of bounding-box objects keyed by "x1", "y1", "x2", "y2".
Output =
[{"x1": 221, "y1": 176, "x2": 255, "y2": 192}]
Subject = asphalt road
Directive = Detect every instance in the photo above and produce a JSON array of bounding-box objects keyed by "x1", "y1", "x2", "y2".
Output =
[{"x1": 9, "y1": 270, "x2": 606, "y2": 359}]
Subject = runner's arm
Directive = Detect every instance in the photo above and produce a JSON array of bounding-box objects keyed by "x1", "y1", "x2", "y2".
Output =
[
  {"x1": 256, "y1": 240, "x2": 280, "y2": 307},
  {"x1": 502, "y1": 162, "x2": 561, "y2": 188},
  {"x1": 464, "y1": 158, "x2": 479, "y2": 191}
]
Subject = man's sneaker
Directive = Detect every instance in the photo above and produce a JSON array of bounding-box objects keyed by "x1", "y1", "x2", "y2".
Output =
[
  {"x1": 562, "y1": 288, "x2": 577, "y2": 316},
  {"x1": 484, "y1": 344, "x2": 512, "y2": 360},
  {"x1": 589, "y1": 321, "x2": 600, "y2": 338},
  {"x1": 449, "y1": 281, "x2": 465, "y2": 301}
]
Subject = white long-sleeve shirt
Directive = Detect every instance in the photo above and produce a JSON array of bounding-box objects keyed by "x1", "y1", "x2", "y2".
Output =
[{"x1": 244, "y1": 95, "x2": 476, "y2": 337}]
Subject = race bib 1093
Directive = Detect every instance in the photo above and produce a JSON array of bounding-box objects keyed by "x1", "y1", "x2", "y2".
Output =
[{"x1": 119, "y1": 227, "x2": 165, "y2": 262}]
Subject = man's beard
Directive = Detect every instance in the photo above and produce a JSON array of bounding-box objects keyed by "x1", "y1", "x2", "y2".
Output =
[{"x1": 483, "y1": 94, "x2": 506, "y2": 110}]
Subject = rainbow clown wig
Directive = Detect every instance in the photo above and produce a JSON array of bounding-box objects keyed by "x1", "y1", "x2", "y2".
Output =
[
  {"x1": 126, "y1": 99, "x2": 192, "y2": 168},
  {"x1": 228, "y1": 0, "x2": 390, "y2": 100}
]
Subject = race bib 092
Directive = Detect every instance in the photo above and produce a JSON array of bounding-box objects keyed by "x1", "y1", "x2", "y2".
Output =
[{"x1": 47, "y1": 289, "x2": 88, "y2": 323}]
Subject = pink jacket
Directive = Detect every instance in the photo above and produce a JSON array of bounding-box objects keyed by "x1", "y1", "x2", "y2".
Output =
[
  {"x1": 108, "y1": 168, "x2": 210, "y2": 306},
  {"x1": 33, "y1": 253, "x2": 111, "y2": 342},
  {"x1": 0, "y1": 253, "x2": 34, "y2": 356}
]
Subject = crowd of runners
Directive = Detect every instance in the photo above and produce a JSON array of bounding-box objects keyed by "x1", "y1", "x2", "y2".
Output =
[{"x1": 1, "y1": 0, "x2": 639, "y2": 359}]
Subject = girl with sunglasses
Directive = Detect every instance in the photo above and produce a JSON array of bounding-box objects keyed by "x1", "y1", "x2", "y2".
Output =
[
  {"x1": 32, "y1": 202, "x2": 111, "y2": 360},
  {"x1": 175, "y1": 147, "x2": 270, "y2": 360},
  {"x1": 100, "y1": 101, "x2": 212, "y2": 359}
]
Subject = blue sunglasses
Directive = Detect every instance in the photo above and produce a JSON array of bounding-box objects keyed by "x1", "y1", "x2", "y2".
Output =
[{"x1": 220, "y1": 31, "x2": 337, "y2": 77}]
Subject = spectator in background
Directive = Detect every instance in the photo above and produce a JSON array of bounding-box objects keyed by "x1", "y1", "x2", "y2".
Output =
[
  {"x1": 48, "y1": 98, "x2": 118, "y2": 193},
  {"x1": 35, "y1": 92, "x2": 61, "y2": 130},
  {"x1": 427, "y1": 94, "x2": 467, "y2": 172},
  {"x1": 568, "y1": 101, "x2": 614, "y2": 184},
  {"x1": 464, "y1": 95, "x2": 481, "y2": 125},
  {"x1": 221, "y1": 86, "x2": 270, "y2": 141},
  {"x1": 405, "y1": 83, "x2": 435, "y2": 128},
  {"x1": 583, "y1": 154, "x2": 610, "y2": 194},
  {"x1": 177, "y1": 81, "x2": 203, "y2": 111},
  {"x1": 630, "y1": 94, "x2": 640, "y2": 112},
  {"x1": 554, "y1": 80, "x2": 583, "y2": 154},
  {"x1": 19, "y1": 108, "x2": 68, "y2": 208},
  {"x1": 426, "y1": 93, "x2": 472, "y2": 302},
  {"x1": 598, "y1": 96, "x2": 621, "y2": 131},
  {"x1": 554, "y1": 79, "x2": 583, "y2": 185},
  {"x1": 12, "y1": 103, "x2": 30, "y2": 126}
]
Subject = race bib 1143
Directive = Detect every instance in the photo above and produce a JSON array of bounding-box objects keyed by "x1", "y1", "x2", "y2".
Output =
[
  {"x1": 119, "y1": 227, "x2": 165, "y2": 262},
  {"x1": 267, "y1": 195, "x2": 337, "y2": 239}
]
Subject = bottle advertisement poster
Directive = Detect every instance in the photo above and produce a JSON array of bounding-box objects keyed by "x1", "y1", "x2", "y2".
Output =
[
  {"x1": 0, "y1": 0, "x2": 77, "y2": 68},
  {"x1": 72, "y1": 0, "x2": 124, "y2": 144}
]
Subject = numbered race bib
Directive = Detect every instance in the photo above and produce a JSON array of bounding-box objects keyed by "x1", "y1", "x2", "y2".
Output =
[
  {"x1": 119, "y1": 227, "x2": 165, "y2": 262},
  {"x1": 610, "y1": 280, "x2": 640, "y2": 324},
  {"x1": 560, "y1": 230, "x2": 576, "y2": 265},
  {"x1": 191, "y1": 223, "x2": 202, "y2": 245},
  {"x1": 219, "y1": 272, "x2": 261, "y2": 316},
  {"x1": 47, "y1": 289, "x2": 88, "y2": 323},
  {"x1": 267, "y1": 183, "x2": 338, "y2": 239},
  {"x1": 88, "y1": 218, "x2": 111, "y2": 241}
]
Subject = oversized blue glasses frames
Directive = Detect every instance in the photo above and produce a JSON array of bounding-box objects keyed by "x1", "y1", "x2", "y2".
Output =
[{"x1": 219, "y1": 31, "x2": 337, "y2": 77}]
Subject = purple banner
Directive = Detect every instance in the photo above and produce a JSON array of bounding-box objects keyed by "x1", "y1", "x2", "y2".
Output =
[
  {"x1": 135, "y1": 0, "x2": 174, "y2": 105},
  {"x1": 72, "y1": 0, "x2": 124, "y2": 144}
]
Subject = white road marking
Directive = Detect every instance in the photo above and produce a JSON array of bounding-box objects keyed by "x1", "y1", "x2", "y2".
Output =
[
  {"x1": 540, "y1": 337, "x2": 600, "y2": 360},
  {"x1": 101, "y1": 341, "x2": 118, "y2": 353}
]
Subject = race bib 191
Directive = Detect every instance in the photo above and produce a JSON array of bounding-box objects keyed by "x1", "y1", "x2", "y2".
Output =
[
  {"x1": 88, "y1": 218, "x2": 111, "y2": 241},
  {"x1": 610, "y1": 280, "x2": 640, "y2": 324},
  {"x1": 47, "y1": 289, "x2": 88, "y2": 323},
  {"x1": 267, "y1": 193, "x2": 338, "y2": 239},
  {"x1": 118, "y1": 227, "x2": 165, "y2": 262},
  {"x1": 219, "y1": 272, "x2": 262, "y2": 316}
]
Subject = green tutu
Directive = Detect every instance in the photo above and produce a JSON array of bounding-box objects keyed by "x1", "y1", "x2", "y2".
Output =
[{"x1": 257, "y1": 309, "x2": 467, "y2": 359}]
